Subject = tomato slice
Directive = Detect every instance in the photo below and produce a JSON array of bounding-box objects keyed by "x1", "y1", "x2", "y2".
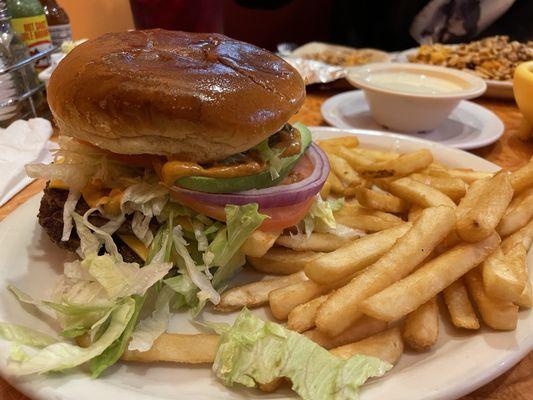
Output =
[{"x1": 169, "y1": 191, "x2": 314, "y2": 231}]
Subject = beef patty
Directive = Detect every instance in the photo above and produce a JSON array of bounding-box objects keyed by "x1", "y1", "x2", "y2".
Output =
[{"x1": 38, "y1": 186, "x2": 159, "y2": 264}]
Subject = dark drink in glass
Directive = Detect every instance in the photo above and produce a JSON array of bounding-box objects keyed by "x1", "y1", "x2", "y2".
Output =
[{"x1": 129, "y1": 0, "x2": 223, "y2": 32}]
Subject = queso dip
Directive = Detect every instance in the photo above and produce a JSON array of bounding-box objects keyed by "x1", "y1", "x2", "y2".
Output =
[{"x1": 366, "y1": 71, "x2": 464, "y2": 94}]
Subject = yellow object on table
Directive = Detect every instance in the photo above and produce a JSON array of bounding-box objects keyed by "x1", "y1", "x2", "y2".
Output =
[{"x1": 514, "y1": 61, "x2": 533, "y2": 140}]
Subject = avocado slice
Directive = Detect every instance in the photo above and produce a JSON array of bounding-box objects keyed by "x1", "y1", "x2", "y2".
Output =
[{"x1": 174, "y1": 123, "x2": 312, "y2": 193}]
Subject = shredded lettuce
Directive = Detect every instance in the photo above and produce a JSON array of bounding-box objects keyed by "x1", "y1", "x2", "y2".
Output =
[
  {"x1": 120, "y1": 183, "x2": 169, "y2": 246},
  {"x1": 61, "y1": 189, "x2": 80, "y2": 241},
  {"x1": 5, "y1": 298, "x2": 135, "y2": 376},
  {"x1": 255, "y1": 139, "x2": 284, "y2": 180},
  {"x1": 86, "y1": 253, "x2": 172, "y2": 299},
  {"x1": 206, "y1": 204, "x2": 266, "y2": 268},
  {"x1": 89, "y1": 295, "x2": 144, "y2": 377},
  {"x1": 25, "y1": 136, "x2": 143, "y2": 191},
  {"x1": 0, "y1": 323, "x2": 59, "y2": 348},
  {"x1": 302, "y1": 195, "x2": 345, "y2": 237},
  {"x1": 213, "y1": 309, "x2": 391, "y2": 400},
  {"x1": 172, "y1": 226, "x2": 219, "y2": 305},
  {"x1": 128, "y1": 286, "x2": 175, "y2": 352},
  {"x1": 164, "y1": 274, "x2": 198, "y2": 310},
  {"x1": 192, "y1": 219, "x2": 209, "y2": 252}
]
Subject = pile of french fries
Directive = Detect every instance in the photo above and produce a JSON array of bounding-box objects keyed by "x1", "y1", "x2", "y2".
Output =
[
  {"x1": 116, "y1": 136, "x2": 533, "y2": 395},
  {"x1": 217, "y1": 136, "x2": 533, "y2": 381}
]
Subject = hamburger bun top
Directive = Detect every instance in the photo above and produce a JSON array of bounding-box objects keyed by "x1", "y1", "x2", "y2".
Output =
[{"x1": 47, "y1": 29, "x2": 305, "y2": 162}]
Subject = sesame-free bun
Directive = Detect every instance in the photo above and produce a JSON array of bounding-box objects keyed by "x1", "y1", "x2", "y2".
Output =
[{"x1": 47, "y1": 29, "x2": 305, "y2": 162}]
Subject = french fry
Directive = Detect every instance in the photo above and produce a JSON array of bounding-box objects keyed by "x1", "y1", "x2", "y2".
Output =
[
  {"x1": 510, "y1": 158, "x2": 533, "y2": 194},
  {"x1": 248, "y1": 248, "x2": 322, "y2": 275},
  {"x1": 517, "y1": 281, "x2": 533, "y2": 308},
  {"x1": 336, "y1": 146, "x2": 375, "y2": 169},
  {"x1": 408, "y1": 206, "x2": 424, "y2": 222},
  {"x1": 465, "y1": 268, "x2": 519, "y2": 330},
  {"x1": 121, "y1": 333, "x2": 219, "y2": 364},
  {"x1": 482, "y1": 244, "x2": 527, "y2": 303},
  {"x1": 443, "y1": 279, "x2": 480, "y2": 330},
  {"x1": 304, "y1": 316, "x2": 387, "y2": 349},
  {"x1": 500, "y1": 218, "x2": 533, "y2": 253},
  {"x1": 287, "y1": 295, "x2": 329, "y2": 332},
  {"x1": 215, "y1": 271, "x2": 308, "y2": 312},
  {"x1": 410, "y1": 173, "x2": 468, "y2": 202},
  {"x1": 269, "y1": 277, "x2": 349, "y2": 320},
  {"x1": 354, "y1": 187, "x2": 409, "y2": 213},
  {"x1": 329, "y1": 154, "x2": 362, "y2": 186},
  {"x1": 357, "y1": 150, "x2": 433, "y2": 179},
  {"x1": 316, "y1": 206, "x2": 456, "y2": 336},
  {"x1": 334, "y1": 201, "x2": 404, "y2": 232},
  {"x1": 455, "y1": 178, "x2": 488, "y2": 219},
  {"x1": 241, "y1": 230, "x2": 280, "y2": 258},
  {"x1": 424, "y1": 164, "x2": 493, "y2": 183},
  {"x1": 360, "y1": 233, "x2": 501, "y2": 322},
  {"x1": 351, "y1": 147, "x2": 398, "y2": 162},
  {"x1": 402, "y1": 297, "x2": 439, "y2": 352},
  {"x1": 328, "y1": 172, "x2": 345, "y2": 195},
  {"x1": 456, "y1": 172, "x2": 513, "y2": 242},
  {"x1": 305, "y1": 223, "x2": 412, "y2": 284},
  {"x1": 386, "y1": 177, "x2": 456, "y2": 208},
  {"x1": 276, "y1": 233, "x2": 352, "y2": 252},
  {"x1": 330, "y1": 327, "x2": 404, "y2": 365},
  {"x1": 497, "y1": 188, "x2": 533, "y2": 237},
  {"x1": 317, "y1": 136, "x2": 359, "y2": 149},
  {"x1": 434, "y1": 230, "x2": 462, "y2": 255}
]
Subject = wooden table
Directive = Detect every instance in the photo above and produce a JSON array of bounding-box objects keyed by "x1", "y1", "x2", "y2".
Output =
[{"x1": 1, "y1": 89, "x2": 532, "y2": 399}]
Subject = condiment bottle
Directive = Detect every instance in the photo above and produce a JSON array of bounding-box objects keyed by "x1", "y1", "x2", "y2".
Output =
[
  {"x1": 0, "y1": 0, "x2": 41, "y2": 125},
  {"x1": 39, "y1": 0, "x2": 70, "y2": 47},
  {"x1": 6, "y1": 0, "x2": 52, "y2": 69}
]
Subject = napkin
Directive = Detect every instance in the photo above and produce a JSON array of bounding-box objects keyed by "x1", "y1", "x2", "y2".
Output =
[{"x1": 0, "y1": 118, "x2": 53, "y2": 206}]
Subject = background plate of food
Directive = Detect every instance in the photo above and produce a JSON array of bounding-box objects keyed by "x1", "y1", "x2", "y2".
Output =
[
  {"x1": 282, "y1": 42, "x2": 391, "y2": 85},
  {"x1": 395, "y1": 36, "x2": 533, "y2": 99},
  {"x1": 1, "y1": 126, "x2": 532, "y2": 400}
]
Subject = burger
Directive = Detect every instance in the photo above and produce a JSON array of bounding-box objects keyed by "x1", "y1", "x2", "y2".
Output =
[{"x1": 26, "y1": 29, "x2": 331, "y2": 312}]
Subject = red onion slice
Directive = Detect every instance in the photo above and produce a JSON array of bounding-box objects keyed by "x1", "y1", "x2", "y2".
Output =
[{"x1": 170, "y1": 143, "x2": 330, "y2": 209}]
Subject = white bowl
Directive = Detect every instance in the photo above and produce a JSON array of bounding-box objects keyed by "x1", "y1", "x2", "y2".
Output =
[{"x1": 346, "y1": 63, "x2": 487, "y2": 133}]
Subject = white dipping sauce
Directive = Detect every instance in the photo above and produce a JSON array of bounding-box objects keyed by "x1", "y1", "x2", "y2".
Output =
[{"x1": 366, "y1": 71, "x2": 463, "y2": 94}]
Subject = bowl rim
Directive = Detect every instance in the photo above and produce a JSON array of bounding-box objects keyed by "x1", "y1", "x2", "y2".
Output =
[{"x1": 346, "y1": 62, "x2": 487, "y2": 100}]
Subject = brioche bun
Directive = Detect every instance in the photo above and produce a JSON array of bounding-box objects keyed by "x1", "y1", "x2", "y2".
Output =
[{"x1": 47, "y1": 29, "x2": 305, "y2": 162}]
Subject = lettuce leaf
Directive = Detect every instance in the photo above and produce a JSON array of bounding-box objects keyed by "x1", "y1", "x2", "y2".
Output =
[
  {"x1": 61, "y1": 189, "x2": 80, "y2": 241},
  {"x1": 164, "y1": 274, "x2": 198, "y2": 310},
  {"x1": 213, "y1": 309, "x2": 391, "y2": 400},
  {"x1": 172, "y1": 226, "x2": 219, "y2": 305},
  {"x1": 86, "y1": 253, "x2": 172, "y2": 299},
  {"x1": 89, "y1": 295, "x2": 143, "y2": 378},
  {"x1": 302, "y1": 195, "x2": 345, "y2": 237},
  {"x1": 128, "y1": 286, "x2": 175, "y2": 352},
  {"x1": 206, "y1": 204, "x2": 266, "y2": 268},
  {"x1": 255, "y1": 139, "x2": 284, "y2": 180},
  {"x1": 0, "y1": 323, "x2": 59, "y2": 348},
  {"x1": 6, "y1": 298, "x2": 135, "y2": 376},
  {"x1": 120, "y1": 183, "x2": 169, "y2": 246},
  {"x1": 25, "y1": 136, "x2": 144, "y2": 191}
]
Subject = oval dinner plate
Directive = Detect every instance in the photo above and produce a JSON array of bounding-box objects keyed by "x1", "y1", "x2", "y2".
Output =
[
  {"x1": 321, "y1": 90, "x2": 504, "y2": 150},
  {"x1": 0, "y1": 127, "x2": 531, "y2": 400},
  {"x1": 393, "y1": 48, "x2": 514, "y2": 100}
]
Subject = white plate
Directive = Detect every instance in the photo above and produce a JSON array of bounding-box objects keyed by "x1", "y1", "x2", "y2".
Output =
[
  {"x1": 321, "y1": 90, "x2": 504, "y2": 150},
  {"x1": 0, "y1": 127, "x2": 532, "y2": 400},
  {"x1": 394, "y1": 48, "x2": 514, "y2": 99}
]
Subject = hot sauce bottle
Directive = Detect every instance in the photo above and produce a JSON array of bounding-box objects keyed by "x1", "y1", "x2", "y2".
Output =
[{"x1": 6, "y1": 0, "x2": 52, "y2": 69}]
